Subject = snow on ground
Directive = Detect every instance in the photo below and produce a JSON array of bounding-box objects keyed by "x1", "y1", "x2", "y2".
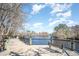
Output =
[{"x1": 0, "y1": 38, "x2": 79, "y2": 56}]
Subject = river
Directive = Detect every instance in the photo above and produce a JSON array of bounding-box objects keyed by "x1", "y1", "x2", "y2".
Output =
[
  {"x1": 32, "y1": 38, "x2": 50, "y2": 45},
  {"x1": 23, "y1": 36, "x2": 53, "y2": 45}
]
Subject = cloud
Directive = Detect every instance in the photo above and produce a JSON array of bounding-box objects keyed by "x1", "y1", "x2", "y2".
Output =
[
  {"x1": 56, "y1": 10, "x2": 71, "y2": 17},
  {"x1": 49, "y1": 3, "x2": 73, "y2": 27},
  {"x1": 66, "y1": 20, "x2": 77, "y2": 26},
  {"x1": 48, "y1": 18, "x2": 53, "y2": 22},
  {"x1": 50, "y1": 4, "x2": 63, "y2": 14},
  {"x1": 49, "y1": 18, "x2": 66, "y2": 26},
  {"x1": 56, "y1": 13, "x2": 62, "y2": 17},
  {"x1": 62, "y1": 11, "x2": 71, "y2": 17},
  {"x1": 33, "y1": 22, "x2": 43, "y2": 28},
  {"x1": 31, "y1": 4, "x2": 46, "y2": 15},
  {"x1": 49, "y1": 18, "x2": 76, "y2": 27},
  {"x1": 29, "y1": 22, "x2": 44, "y2": 32},
  {"x1": 22, "y1": 22, "x2": 45, "y2": 32},
  {"x1": 50, "y1": 3, "x2": 72, "y2": 14}
]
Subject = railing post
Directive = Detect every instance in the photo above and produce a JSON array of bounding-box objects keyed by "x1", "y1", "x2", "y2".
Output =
[
  {"x1": 48, "y1": 34, "x2": 53, "y2": 49},
  {"x1": 61, "y1": 44, "x2": 64, "y2": 53},
  {"x1": 71, "y1": 39, "x2": 74, "y2": 51},
  {"x1": 29, "y1": 32, "x2": 32, "y2": 45},
  {"x1": 29, "y1": 37, "x2": 32, "y2": 45},
  {"x1": 48, "y1": 41, "x2": 51, "y2": 49}
]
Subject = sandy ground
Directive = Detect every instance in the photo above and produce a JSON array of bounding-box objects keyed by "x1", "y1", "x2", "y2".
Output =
[{"x1": 0, "y1": 38, "x2": 79, "y2": 56}]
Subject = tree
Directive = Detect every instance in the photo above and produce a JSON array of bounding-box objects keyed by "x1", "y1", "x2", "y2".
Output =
[
  {"x1": 71, "y1": 25, "x2": 79, "y2": 39},
  {"x1": 54, "y1": 24, "x2": 68, "y2": 31},
  {"x1": 54, "y1": 24, "x2": 70, "y2": 39},
  {"x1": 0, "y1": 3, "x2": 24, "y2": 38},
  {"x1": 0, "y1": 3, "x2": 24, "y2": 50},
  {"x1": 53, "y1": 24, "x2": 76, "y2": 50}
]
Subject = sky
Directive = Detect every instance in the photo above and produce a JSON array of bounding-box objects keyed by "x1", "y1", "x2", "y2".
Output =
[{"x1": 21, "y1": 3, "x2": 79, "y2": 33}]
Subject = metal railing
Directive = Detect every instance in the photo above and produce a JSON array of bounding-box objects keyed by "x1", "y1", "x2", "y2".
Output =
[
  {"x1": 52, "y1": 39, "x2": 79, "y2": 50},
  {"x1": 48, "y1": 38, "x2": 79, "y2": 55}
]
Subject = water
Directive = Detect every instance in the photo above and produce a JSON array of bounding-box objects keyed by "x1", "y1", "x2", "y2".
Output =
[
  {"x1": 32, "y1": 38, "x2": 50, "y2": 45},
  {"x1": 75, "y1": 42, "x2": 79, "y2": 52},
  {"x1": 24, "y1": 37, "x2": 79, "y2": 52}
]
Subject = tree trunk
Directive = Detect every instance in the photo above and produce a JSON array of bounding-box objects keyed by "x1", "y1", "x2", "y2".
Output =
[{"x1": 0, "y1": 35, "x2": 6, "y2": 51}]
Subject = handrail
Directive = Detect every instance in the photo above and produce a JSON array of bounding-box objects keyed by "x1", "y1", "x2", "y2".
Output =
[
  {"x1": 63, "y1": 48, "x2": 70, "y2": 56},
  {"x1": 53, "y1": 39, "x2": 79, "y2": 43}
]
